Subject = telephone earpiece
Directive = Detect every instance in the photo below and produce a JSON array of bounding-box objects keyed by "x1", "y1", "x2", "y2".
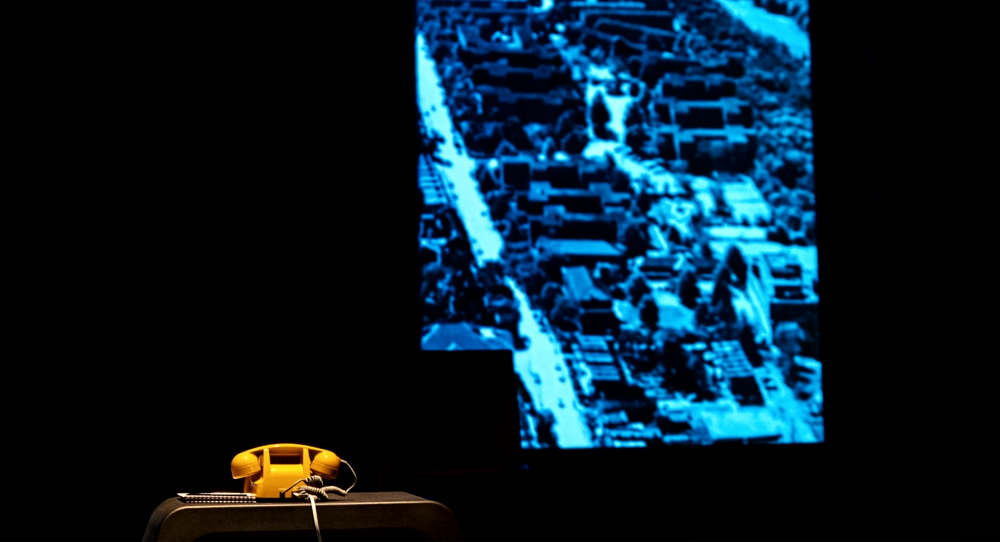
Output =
[
  {"x1": 231, "y1": 451, "x2": 263, "y2": 480},
  {"x1": 309, "y1": 451, "x2": 341, "y2": 480}
]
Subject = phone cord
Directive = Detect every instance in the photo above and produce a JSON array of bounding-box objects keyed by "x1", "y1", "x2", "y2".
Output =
[{"x1": 290, "y1": 460, "x2": 357, "y2": 542}]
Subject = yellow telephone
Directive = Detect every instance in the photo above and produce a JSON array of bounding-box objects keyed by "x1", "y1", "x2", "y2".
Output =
[{"x1": 231, "y1": 444, "x2": 344, "y2": 499}]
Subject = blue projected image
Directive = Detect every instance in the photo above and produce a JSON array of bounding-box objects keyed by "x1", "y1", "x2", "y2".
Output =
[{"x1": 417, "y1": 0, "x2": 821, "y2": 448}]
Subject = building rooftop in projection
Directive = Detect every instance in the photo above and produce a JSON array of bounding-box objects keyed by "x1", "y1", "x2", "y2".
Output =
[
  {"x1": 422, "y1": 323, "x2": 514, "y2": 351},
  {"x1": 537, "y1": 237, "x2": 624, "y2": 258}
]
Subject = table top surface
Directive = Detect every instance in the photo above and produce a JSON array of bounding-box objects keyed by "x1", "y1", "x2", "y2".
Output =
[
  {"x1": 166, "y1": 492, "x2": 432, "y2": 508},
  {"x1": 145, "y1": 492, "x2": 461, "y2": 542}
]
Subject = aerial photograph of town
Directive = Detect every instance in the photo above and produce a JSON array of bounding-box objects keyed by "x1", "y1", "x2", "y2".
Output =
[{"x1": 417, "y1": 0, "x2": 821, "y2": 448}]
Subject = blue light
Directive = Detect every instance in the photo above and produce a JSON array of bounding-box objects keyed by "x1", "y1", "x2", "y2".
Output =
[{"x1": 417, "y1": 0, "x2": 821, "y2": 448}]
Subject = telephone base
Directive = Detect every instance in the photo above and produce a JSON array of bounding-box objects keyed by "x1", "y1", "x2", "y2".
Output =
[{"x1": 143, "y1": 491, "x2": 460, "y2": 542}]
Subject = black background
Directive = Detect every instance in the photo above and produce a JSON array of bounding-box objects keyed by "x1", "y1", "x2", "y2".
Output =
[{"x1": 4, "y1": 2, "x2": 994, "y2": 541}]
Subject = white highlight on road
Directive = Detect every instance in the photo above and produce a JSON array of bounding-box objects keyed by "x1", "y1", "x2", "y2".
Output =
[
  {"x1": 417, "y1": 33, "x2": 505, "y2": 267},
  {"x1": 508, "y1": 278, "x2": 593, "y2": 448},
  {"x1": 583, "y1": 141, "x2": 685, "y2": 197},
  {"x1": 582, "y1": 80, "x2": 684, "y2": 197},
  {"x1": 715, "y1": 0, "x2": 811, "y2": 60},
  {"x1": 531, "y1": 0, "x2": 555, "y2": 13}
]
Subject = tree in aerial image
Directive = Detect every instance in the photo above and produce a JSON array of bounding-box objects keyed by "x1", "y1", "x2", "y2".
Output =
[
  {"x1": 611, "y1": 166, "x2": 633, "y2": 194},
  {"x1": 487, "y1": 190, "x2": 513, "y2": 222},
  {"x1": 627, "y1": 273, "x2": 653, "y2": 306},
  {"x1": 535, "y1": 410, "x2": 557, "y2": 448},
  {"x1": 474, "y1": 160, "x2": 499, "y2": 194},
  {"x1": 421, "y1": 262, "x2": 449, "y2": 324},
  {"x1": 626, "y1": 124, "x2": 651, "y2": 157},
  {"x1": 678, "y1": 267, "x2": 700, "y2": 310},
  {"x1": 513, "y1": 255, "x2": 549, "y2": 298},
  {"x1": 478, "y1": 261, "x2": 505, "y2": 290},
  {"x1": 538, "y1": 282, "x2": 563, "y2": 313},
  {"x1": 724, "y1": 244, "x2": 749, "y2": 288},
  {"x1": 560, "y1": 129, "x2": 590, "y2": 155},
  {"x1": 639, "y1": 294, "x2": 660, "y2": 338},
  {"x1": 623, "y1": 222, "x2": 651, "y2": 259},
  {"x1": 699, "y1": 240, "x2": 714, "y2": 260},
  {"x1": 773, "y1": 320, "x2": 807, "y2": 375},
  {"x1": 738, "y1": 322, "x2": 765, "y2": 368},
  {"x1": 590, "y1": 90, "x2": 614, "y2": 140},
  {"x1": 471, "y1": 123, "x2": 503, "y2": 156},
  {"x1": 541, "y1": 137, "x2": 558, "y2": 159},
  {"x1": 550, "y1": 296, "x2": 582, "y2": 333},
  {"x1": 555, "y1": 109, "x2": 579, "y2": 142},
  {"x1": 636, "y1": 189, "x2": 653, "y2": 215},
  {"x1": 624, "y1": 100, "x2": 647, "y2": 129},
  {"x1": 695, "y1": 301, "x2": 717, "y2": 329},
  {"x1": 496, "y1": 139, "x2": 518, "y2": 157},
  {"x1": 710, "y1": 262, "x2": 738, "y2": 327}
]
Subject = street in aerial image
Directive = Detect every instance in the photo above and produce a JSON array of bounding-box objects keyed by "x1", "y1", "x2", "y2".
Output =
[{"x1": 417, "y1": 0, "x2": 821, "y2": 448}]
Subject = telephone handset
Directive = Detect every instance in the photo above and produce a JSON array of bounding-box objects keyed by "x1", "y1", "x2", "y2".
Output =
[{"x1": 231, "y1": 443, "x2": 355, "y2": 499}]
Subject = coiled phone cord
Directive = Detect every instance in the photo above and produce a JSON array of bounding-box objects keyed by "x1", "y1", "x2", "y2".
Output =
[{"x1": 284, "y1": 460, "x2": 357, "y2": 542}]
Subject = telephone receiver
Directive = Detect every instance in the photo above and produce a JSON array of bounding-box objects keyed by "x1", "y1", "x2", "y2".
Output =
[{"x1": 231, "y1": 444, "x2": 343, "y2": 499}]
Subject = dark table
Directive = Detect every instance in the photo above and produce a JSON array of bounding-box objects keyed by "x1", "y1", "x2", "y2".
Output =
[{"x1": 142, "y1": 492, "x2": 461, "y2": 542}]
